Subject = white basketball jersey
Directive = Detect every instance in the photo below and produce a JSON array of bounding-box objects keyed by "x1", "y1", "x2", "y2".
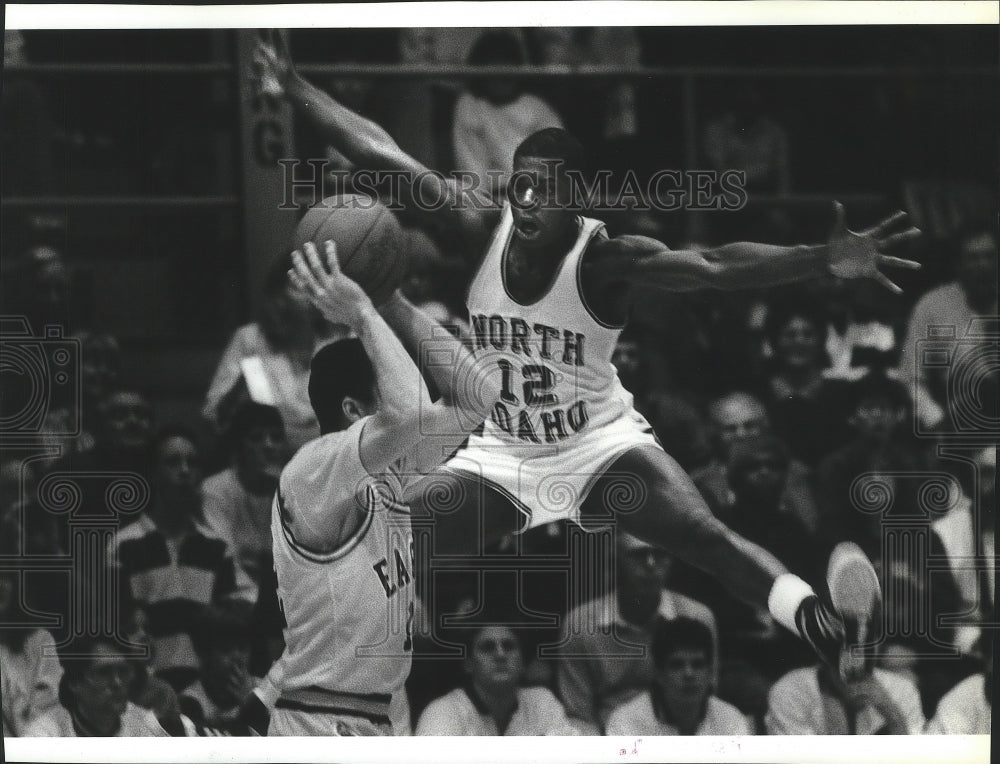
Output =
[
  {"x1": 465, "y1": 204, "x2": 636, "y2": 455},
  {"x1": 271, "y1": 419, "x2": 415, "y2": 702}
]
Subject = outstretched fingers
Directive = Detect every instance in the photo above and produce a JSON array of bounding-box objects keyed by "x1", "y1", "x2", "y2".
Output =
[
  {"x1": 864, "y1": 210, "x2": 909, "y2": 239},
  {"x1": 290, "y1": 248, "x2": 322, "y2": 296},
  {"x1": 879, "y1": 253, "x2": 922, "y2": 270},
  {"x1": 302, "y1": 241, "x2": 328, "y2": 283},
  {"x1": 873, "y1": 270, "x2": 903, "y2": 295},
  {"x1": 878, "y1": 228, "x2": 922, "y2": 251}
]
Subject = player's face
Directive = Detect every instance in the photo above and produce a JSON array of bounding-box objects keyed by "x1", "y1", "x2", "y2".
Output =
[
  {"x1": 658, "y1": 648, "x2": 712, "y2": 709},
  {"x1": 509, "y1": 155, "x2": 578, "y2": 251},
  {"x1": 468, "y1": 626, "x2": 523, "y2": 689}
]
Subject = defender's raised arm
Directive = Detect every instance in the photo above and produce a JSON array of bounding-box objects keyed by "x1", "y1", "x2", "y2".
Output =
[{"x1": 257, "y1": 31, "x2": 496, "y2": 255}]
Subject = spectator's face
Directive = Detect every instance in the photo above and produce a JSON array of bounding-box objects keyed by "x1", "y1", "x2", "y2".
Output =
[
  {"x1": 28, "y1": 251, "x2": 70, "y2": 315},
  {"x1": 509, "y1": 155, "x2": 578, "y2": 251},
  {"x1": 957, "y1": 234, "x2": 998, "y2": 307},
  {"x1": 400, "y1": 28, "x2": 436, "y2": 64},
  {"x1": 617, "y1": 535, "x2": 672, "y2": 600},
  {"x1": 729, "y1": 451, "x2": 788, "y2": 503},
  {"x1": 850, "y1": 396, "x2": 906, "y2": 439},
  {"x1": 709, "y1": 395, "x2": 769, "y2": 454},
  {"x1": 80, "y1": 338, "x2": 121, "y2": 404},
  {"x1": 72, "y1": 643, "x2": 135, "y2": 721},
  {"x1": 101, "y1": 392, "x2": 154, "y2": 452},
  {"x1": 658, "y1": 647, "x2": 712, "y2": 712},
  {"x1": 535, "y1": 28, "x2": 576, "y2": 65},
  {"x1": 467, "y1": 626, "x2": 523, "y2": 689},
  {"x1": 204, "y1": 640, "x2": 251, "y2": 692},
  {"x1": 153, "y1": 436, "x2": 202, "y2": 504},
  {"x1": 239, "y1": 424, "x2": 288, "y2": 482},
  {"x1": 774, "y1": 316, "x2": 822, "y2": 370}
]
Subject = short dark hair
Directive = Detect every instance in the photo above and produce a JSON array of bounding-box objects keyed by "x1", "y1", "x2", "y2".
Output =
[
  {"x1": 225, "y1": 402, "x2": 285, "y2": 452},
  {"x1": 763, "y1": 298, "x2": 828, "y2": 346},
  {"x1": 309, "y1": 339, "x2": 376, "y2": 434},
  {"x1": 152, "y1": 424, "x2": 202, "y2": 459},
  {"x1": 514, "y1": 127, "x2": 588, "y2": 177},
  {"x1": 651, "y1": 616, "x2": 714, "y2": 670},
  {"x1": 848, "y1": 372, "x2": 912, "y2": 417}
]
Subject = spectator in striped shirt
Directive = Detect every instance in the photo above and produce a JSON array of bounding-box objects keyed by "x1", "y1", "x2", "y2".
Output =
[{"x1": 109, "y1": 427, "x2": 252, "y2": 691}]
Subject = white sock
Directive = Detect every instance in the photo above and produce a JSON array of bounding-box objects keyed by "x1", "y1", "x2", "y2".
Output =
[{"x1": 767, "y1": 573, "x2": 816, "y2": 634}]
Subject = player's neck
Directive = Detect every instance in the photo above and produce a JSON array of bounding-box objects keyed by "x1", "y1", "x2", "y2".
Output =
[
  {"x1": 616, "y1": 589, "x2": 660, "y2": 627},
  {"x1": 508, "y1": 223, "x2": 578, "y2": 267}
]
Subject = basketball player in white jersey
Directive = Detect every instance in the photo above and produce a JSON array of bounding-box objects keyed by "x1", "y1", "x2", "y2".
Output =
[
  {"x1": 260, "y1": 241, "x2": 501, "y2": 735},
  {"x1": 257, "y1": 39, "x2": 921, "y2": 682}
]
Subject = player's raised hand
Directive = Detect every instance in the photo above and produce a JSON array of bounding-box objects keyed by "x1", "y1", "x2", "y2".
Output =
[
  {"x1": 825, "y1": 201, "x2": 921, "y2": 294},
  {"x1": 288, "y1": 240, "x2": 372, "y2": 327},
  {"x1": 254, "y1": 29, "x2": 294, "y2": 98}
]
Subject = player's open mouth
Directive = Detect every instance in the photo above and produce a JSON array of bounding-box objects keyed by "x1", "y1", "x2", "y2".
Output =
[{"x1": 515, "y1": 220, "x2": 541, "y2": 239}]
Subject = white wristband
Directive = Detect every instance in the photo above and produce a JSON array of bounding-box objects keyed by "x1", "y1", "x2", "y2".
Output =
[{"x1": 767, "y1": 573, "x2": 816, "y2": 634}]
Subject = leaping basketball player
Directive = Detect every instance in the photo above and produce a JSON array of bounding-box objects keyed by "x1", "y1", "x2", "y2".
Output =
[{"x1": 257, "y1": 35, "x2": 921, "y2": 685}]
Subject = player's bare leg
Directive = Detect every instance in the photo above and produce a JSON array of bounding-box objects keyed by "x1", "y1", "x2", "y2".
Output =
[{"x1": 584, "y1": 444, "x2": 881, "y2": 679}]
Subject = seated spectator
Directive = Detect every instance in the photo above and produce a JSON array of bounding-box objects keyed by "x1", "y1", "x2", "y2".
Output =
[
  {"x1": 692, "y1": 390, "x2": 820, "y2": 536},
  {"x1": 180, "y1": 600, "x2": 259, "y2": 734},
  {"x1": 925, "y1": 635, "x2": 992, "y2": 734},
  {"x1": 556, "y1": 532, "x2": 718, "y2": 734},
  {"x1": 898, "y1": 229, "x2": 998, "y2": 432},
  {"x1": 203, "y1": 253, "x2": 349, "y2": 451},
  {"x1": 606, "y1": 617, "x2": 751, "y2": 736},
  {"x1": 760, "y1": 299, "x2": 852, "y2": 466},
  {"x1": 765, "y1": 660, "x2": 925, "y2": 735},
  {"x1": 1, "y1": 571, "x2": 62, "y2": 736},
  {"x1": 24, "y1": 635, "x2": 168, "y2": 737},
  {"x1": 120, "y1": 606, "x2": 189, "y2": 737},
  {"x1": 201, "y1": 403, "x2": 288, "y2": 589},
  {"x1": 415, "y1": 624, "x2": 577, "y2": 735},
  {"x1": 452, "y1": 30, "x2": 563, "y2": 198},
  {"x1": 109, "y1": 427, "x2": 252, "y2": 691},
  {"x1": 816, "y1": 373, "x2": 937, "y2": 560}
]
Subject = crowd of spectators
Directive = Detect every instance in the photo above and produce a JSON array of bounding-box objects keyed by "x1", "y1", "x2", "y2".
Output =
[{"x1": 2, "y1": 27, "x2": 996, "y2": 738}]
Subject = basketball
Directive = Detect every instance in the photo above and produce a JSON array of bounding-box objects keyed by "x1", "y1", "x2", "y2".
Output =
[{"x1": 293, "y1": 194, "x2": 407, "y2": 305}]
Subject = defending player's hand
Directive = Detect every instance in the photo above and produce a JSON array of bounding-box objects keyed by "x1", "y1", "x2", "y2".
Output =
[
  {"x1": 288, "y1": 240, "x2": 373, "y2": 328},
  {"x1": 825, "y1": 201, "x2": 921, "y2": 293},
  {"x1": 254, "y1": 29, "x2": 294, "y2": 98}
]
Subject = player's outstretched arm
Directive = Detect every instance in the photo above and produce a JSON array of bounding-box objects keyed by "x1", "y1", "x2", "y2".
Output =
[
  {"x1": 256, "y1": 31, "x2": 496, "y2": 255},
  {"x1": 599, "y1": 202, "x2": 920, "y2": 293},
  {"x1": 378, "y1": 290, "x2": 502, "y2": 472},
  {"x1": 288, "y1": 241, "x2": 432, "y2": 473}
]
